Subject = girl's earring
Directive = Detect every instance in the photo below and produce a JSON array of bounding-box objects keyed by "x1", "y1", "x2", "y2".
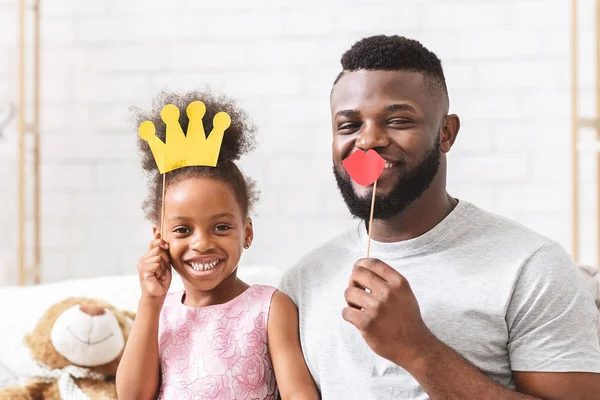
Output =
[{"x1": 244, "y1": 242, "x2": 250, "y2": 249}]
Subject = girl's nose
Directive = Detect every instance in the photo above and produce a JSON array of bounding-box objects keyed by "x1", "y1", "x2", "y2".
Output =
[{"x1": 189, "y1": 232, "x2": 214, "y2": 252}]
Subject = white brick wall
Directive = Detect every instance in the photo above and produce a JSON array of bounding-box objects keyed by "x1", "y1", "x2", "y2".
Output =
[{"x1": 0, "y1": 0, "x2": 597, "y2": 284}]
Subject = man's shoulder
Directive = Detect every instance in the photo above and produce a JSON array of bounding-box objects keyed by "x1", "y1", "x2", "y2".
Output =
[{"x1": 460, "y1": 200, "x2": 555, "y2": 251}]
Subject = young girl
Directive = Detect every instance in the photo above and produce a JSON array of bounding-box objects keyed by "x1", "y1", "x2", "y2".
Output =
[{"x1": 116, "y1": 91, "x2": 319, "y2": 400}]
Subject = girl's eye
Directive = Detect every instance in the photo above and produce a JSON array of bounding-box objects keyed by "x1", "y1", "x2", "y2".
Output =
[
  {"x1": 174, "y1": 227, "x2": 189, "y2": 234},
  {"x1": 214, "y1": 225, "x2": 231, "y2": 232}
]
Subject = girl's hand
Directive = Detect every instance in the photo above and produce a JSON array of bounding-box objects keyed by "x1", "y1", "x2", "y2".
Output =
[{"x1": 137, "y1": 231, "x2": 172, "y2": 300}]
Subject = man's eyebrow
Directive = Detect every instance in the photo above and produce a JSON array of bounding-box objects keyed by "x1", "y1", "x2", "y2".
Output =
[
  {"x1": 335, "y1": 109, "x2": 360, "y2": 118},
  {"x1": 383, "y1": 103, "x2": 417, "y2": 113}
]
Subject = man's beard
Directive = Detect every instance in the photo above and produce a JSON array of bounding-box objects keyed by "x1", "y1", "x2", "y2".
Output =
[{"x1": 333, "y1": 139, "x2": 441, "y2": 221}]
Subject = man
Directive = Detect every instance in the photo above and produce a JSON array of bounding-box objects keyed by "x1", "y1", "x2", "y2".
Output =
[{"x1": 279, "y1": 35, "x2": 600, "y2": 399}]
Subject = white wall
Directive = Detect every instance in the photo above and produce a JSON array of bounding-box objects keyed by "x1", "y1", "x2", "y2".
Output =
[{"x1": 0, "y1": 0, "x2": 596, "y2": 284}]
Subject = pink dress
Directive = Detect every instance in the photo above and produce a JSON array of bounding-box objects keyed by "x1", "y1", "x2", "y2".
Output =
[{"x1": 157, "y1": 285, "x2": 278, "y2": 400}]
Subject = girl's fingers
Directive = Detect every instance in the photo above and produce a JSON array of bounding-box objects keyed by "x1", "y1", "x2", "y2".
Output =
[
  {"x1": 146, "y1": 255, "x2": 166, "y2": 268},
  {"x1": 147, "y1": 238, "x2": 163, "y2": 251},
  {"x1": 146, "y1": 256, "x2": 170, "y2": 279},
  {"x1": 154, "y1": 231, "x2": 169, "y2": 250},
  {"x1": 158, "y1": 250, "x2": 170, "y2": 267},
  {"x1": 147, "y1": 241, "x2": 169, "y2": 257},
  {"x1": 141, "y1": 262, "x2": 162, "y2": 279}
]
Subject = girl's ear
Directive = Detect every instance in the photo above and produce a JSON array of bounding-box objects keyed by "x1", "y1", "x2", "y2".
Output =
[
  {"x1": 244, "y1": 217, "x2": 254, "y2": 248},
  {"x1": 152, "y1": 226, "x2": 160, "y2": 238}
]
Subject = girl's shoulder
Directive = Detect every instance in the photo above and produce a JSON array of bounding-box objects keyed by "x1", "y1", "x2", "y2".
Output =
[
  {"x1": 247, "y1": 284, "x2": 278, "y2": 297},
  {"x1": 237, "y1": 284, "x2": 278, "y2": 309}
]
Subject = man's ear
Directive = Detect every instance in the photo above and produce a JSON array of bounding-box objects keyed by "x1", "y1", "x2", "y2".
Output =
[{"x1": 440, "y1": 114, "x2": 460, "y2": 153}]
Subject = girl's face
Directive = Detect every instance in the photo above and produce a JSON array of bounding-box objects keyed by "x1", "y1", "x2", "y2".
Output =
[{"x1": 160, "y1": 176, "x2": 252, "y2": 292}]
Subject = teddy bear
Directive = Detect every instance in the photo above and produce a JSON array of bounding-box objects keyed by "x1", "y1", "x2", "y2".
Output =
[{"x1": 0, "y1": 297, "x2": 135, "y2": 400}]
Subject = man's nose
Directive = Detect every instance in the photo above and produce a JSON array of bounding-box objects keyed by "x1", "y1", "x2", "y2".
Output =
[{"x1": 355, "y1": 120, "x2": 390, "y2": 151}]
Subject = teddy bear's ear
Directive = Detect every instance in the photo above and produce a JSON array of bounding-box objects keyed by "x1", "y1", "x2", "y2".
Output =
[
  {"x1": 122, "y1": 310, "x2": 136, "y2": 333},
  {"x1": 23, "y1": 333, "x2": 36, "y2": 353},
  {"x1": 23, "y1": 334, "x2": 31, "y2": 348},
  {"x1": 122, "y1": 310, "x2": 136, "y2": 321}
]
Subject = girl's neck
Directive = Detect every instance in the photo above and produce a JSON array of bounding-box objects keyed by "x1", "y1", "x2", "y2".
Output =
[{"x1": 181, "y1": 270, "x2": 249, "y2": 308}]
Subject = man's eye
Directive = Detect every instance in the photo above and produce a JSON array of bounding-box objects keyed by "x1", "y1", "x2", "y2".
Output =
[
  {"x1": 338, "y1": 122, "x2": 360, "y2": 131},
  {"x1": 388, "y1": 118, "x2": 411, "y2": 125}
]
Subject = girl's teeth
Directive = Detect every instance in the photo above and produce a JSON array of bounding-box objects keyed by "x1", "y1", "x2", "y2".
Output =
[
  {"x1": 189, "y1": 260, "x2": 220, "y2": 271},
  {"x1": 384, "y1": 162, "x2": 394, "y2": 169}
]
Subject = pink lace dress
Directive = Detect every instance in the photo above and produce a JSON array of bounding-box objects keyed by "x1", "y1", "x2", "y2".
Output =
[{"x1": 157, "y1": 285, "x2": 278, "y2": 400}]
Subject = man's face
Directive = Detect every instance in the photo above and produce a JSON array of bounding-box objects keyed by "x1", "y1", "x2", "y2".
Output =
[{"x1": 331, "y1": 70, "x2": 445, "y2": 220}]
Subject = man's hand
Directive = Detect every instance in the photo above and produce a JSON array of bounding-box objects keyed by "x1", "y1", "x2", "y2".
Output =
[{"x1": 342, "y1": 258, "x2": 434, "y2": 371}]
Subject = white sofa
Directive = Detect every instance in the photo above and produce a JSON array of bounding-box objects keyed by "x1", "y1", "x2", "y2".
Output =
[{"x1": 0, "y1": 265, "x2": 284, "y2": 389}]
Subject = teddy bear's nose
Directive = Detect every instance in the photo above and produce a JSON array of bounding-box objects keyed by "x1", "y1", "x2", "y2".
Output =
[{"x1": 79, "y1": 304, "x2": 105, "y2": 316}]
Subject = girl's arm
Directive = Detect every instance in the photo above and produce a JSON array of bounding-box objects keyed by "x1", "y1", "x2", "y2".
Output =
[
  {"x1": 116, "y1": 297, "x2": 163, "y2": 400},
  {"x1": 268, "y1": 291, "x2": 320, "y2": 400},
  {"x1": 117, "y1": 233, "x2": 171, "y2": 400}
]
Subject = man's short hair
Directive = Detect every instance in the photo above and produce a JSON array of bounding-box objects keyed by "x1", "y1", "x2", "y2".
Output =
[{"x1": 333, "y1": 35, "x2": 449, "y2": 109}]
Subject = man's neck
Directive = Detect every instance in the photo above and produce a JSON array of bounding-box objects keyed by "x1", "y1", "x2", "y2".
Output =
[{"x1": 368, "y1": 187, "x2": 457, "y2": 244}]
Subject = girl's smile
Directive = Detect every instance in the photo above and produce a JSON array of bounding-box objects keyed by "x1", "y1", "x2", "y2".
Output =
[{"x1": 161, "y1": 176, "x2": 253, "y2": 308}]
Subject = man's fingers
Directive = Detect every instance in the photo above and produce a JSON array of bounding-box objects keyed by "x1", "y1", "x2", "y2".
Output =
[
  {"x1": 344, "y1": 286, "x2": 377, "y2": 310},
  {"x1": 354, "y1": 258, "x2": 403, "y2": 286},
  {"x1": 350, "y1": 265, "x2": 387, "y2": 295},
  {"x1": 342, "y1": 306, "x2": 368, "y2": 331}
]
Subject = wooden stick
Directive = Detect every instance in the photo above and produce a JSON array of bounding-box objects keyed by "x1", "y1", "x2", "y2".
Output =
[
  {"x1": 160, "y1": 173, "x2": 166, "y2": 238},
  {"x1": 367, "y1": 179, "x2": 377, "y2": 258}
]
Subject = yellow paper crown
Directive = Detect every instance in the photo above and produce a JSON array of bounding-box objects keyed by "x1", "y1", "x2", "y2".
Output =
[{"x1": 138, "y1": 101, "x2": 231, "y2": 174}]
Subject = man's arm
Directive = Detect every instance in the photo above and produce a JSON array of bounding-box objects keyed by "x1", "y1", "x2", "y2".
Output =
[
  {"x1": 504, "y1": 243, "x2": 600, "y2": 399},
  {"x1": 402, "y1": 334, "x2": 539, "y2": 399},
  {"x1": 514, "y1": 372, "x2": 600, "y2": 400},
  {"x1": 343, "y1": 255, "x2": 600, "y2": 400},
  {"x1": 344, "y1": 277, "x2": 539, "y2": 399},
  {"x1": 405, "y1": 334, "x2": 600, "y2": 400}
]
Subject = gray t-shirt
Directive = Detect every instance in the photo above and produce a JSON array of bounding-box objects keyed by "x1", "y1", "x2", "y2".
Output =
[{"x1": 279, "y1": 200, "x2": 600, "y2": 399}]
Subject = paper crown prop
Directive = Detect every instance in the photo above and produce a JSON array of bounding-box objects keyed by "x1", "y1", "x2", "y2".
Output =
[{"x1": 138, "y1": 101, "x2": 231, "y2": 174}]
